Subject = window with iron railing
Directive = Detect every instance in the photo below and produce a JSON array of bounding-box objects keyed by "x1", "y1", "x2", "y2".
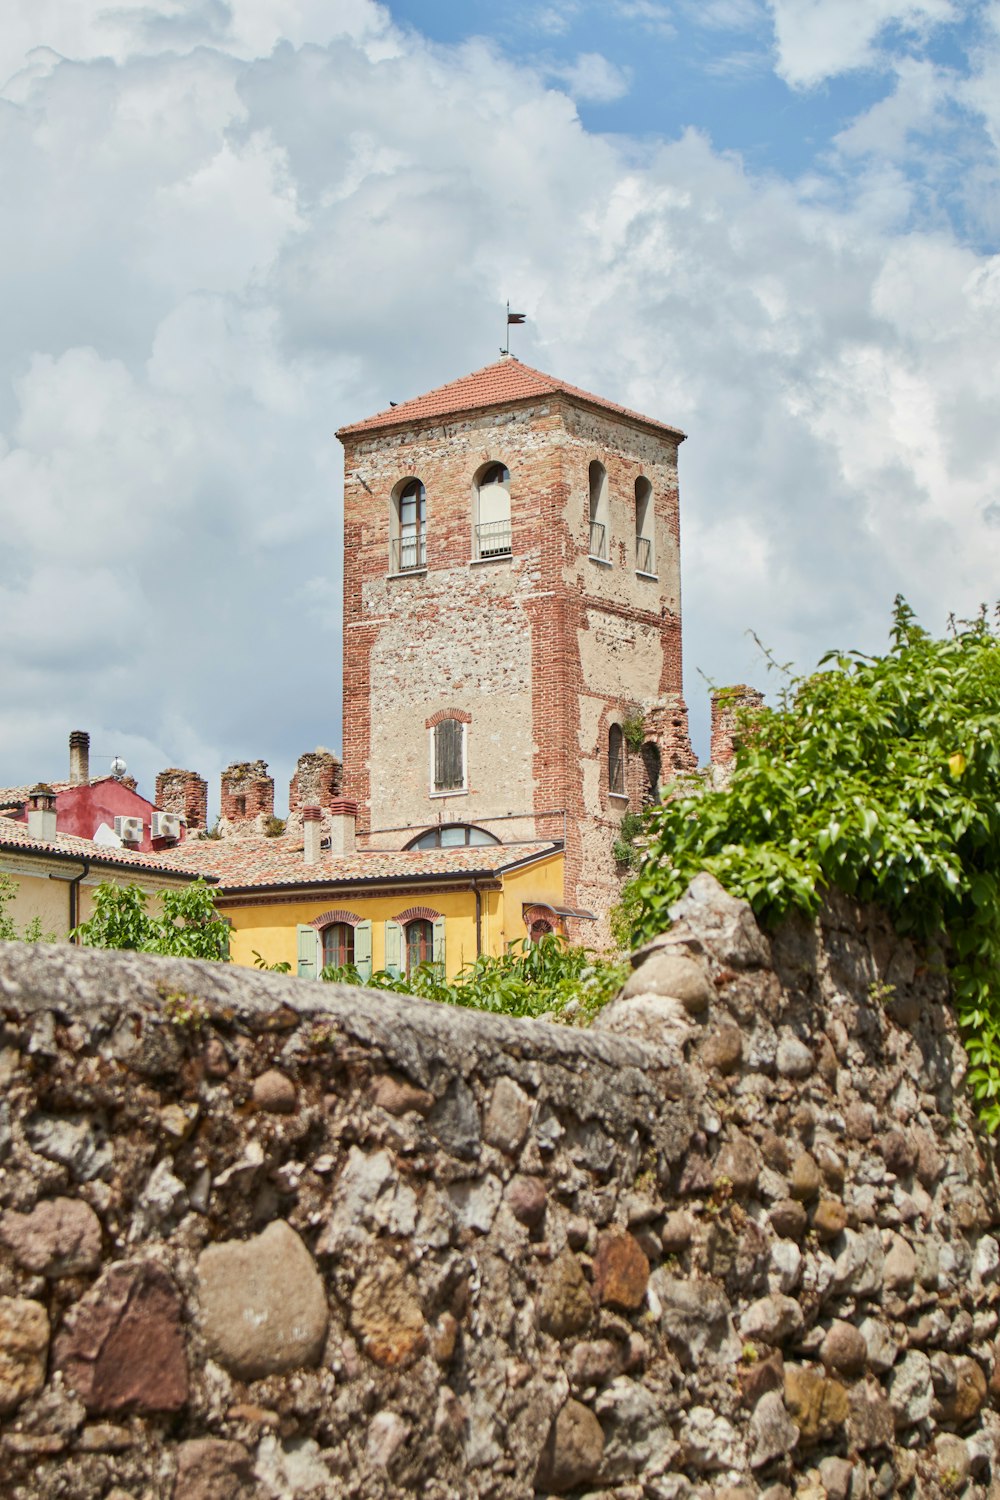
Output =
[
  {"x1": 474, "y1": 519, "x2": 512, "y2": 559},
  {"x1": 635, "y1": 535, "x2": 653, "y2": 574},
  {"x1": 391, "y1": 534, "x2": 426, "y2": 572},
  {"x1": 589, "y1": 520, "x2": 608, "y2": 561}
]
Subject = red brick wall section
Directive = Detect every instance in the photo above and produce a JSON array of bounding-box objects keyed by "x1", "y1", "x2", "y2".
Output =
[
  {"x1": 393, "y1": 906, "x2": 442, "y2": 924},
  {"x1": 710, "y1": 685, "x2": 765, "y2": 767},
  {"x1": 219, "y1": 761, "x2": 275, "y2": 823},
  {"x1": 425, "y1": 709, "x2": 472, "y2": 727},
  {"x1": 155, "y1": 769, "x2": 208, "y2": 831},
  {"x1": 308, "y1": 909, "x2": 363, "y2": 930},
  {"x1": 288, "y1": 750, "x2": 343, "y2": 814}
]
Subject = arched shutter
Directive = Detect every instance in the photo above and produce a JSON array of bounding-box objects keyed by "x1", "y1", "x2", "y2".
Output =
[{"x1": 354, "y1": 920, "x2": 373, "y2": 982}]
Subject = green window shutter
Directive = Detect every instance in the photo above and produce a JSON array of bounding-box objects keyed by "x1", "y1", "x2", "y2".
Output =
[
  {"x1": 384, "y1": 919, "x2": 403, "y2": 979},
  {"x1": 432, "y1": 915, "x2": 446, "y2": 977},
  {"x1": 296, "y1": 924, "x2": 319, "y2": 979},
  {"x1": 354, "y1": 920, "x2": 373, "y2": 982}
]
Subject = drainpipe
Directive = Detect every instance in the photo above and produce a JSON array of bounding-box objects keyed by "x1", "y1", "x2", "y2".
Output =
[
  {"x1": 473, "y1": 882, "x2": 482, "y2": 958},
  {"x1": 68, "y1": 858, "x2": 90, "y2": 940}
]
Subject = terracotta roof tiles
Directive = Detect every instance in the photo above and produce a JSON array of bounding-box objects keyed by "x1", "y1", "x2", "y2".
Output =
[
  {"x1": 155, "y1": 834, "x2": 561, "y2": 891},
  {"x1": 0, "y1": 816, "x2": 215, "y2": 881},
  {"x1": 336, "y1": 357, "x2": 685, "y2": 440}
]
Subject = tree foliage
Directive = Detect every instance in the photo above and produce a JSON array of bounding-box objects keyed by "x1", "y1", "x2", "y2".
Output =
[
  {"x1": 73, "y1": 879, "x2": 230, "y2": 962},
  {"x1": 322, "y1": 933, "x2": 626, "y2": 1025},
  {"x1": 618, "y1": 599, "x2": 1000, "y2": 1126}
]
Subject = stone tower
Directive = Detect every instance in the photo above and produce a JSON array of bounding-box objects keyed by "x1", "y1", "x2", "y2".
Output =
[{"x1": 336, "y1": 356, "x2": 693, "y2": 936}]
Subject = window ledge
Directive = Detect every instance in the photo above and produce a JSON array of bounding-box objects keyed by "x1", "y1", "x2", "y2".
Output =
[
  {"x1": 608, "y1": 792, "x2": 630, "y2": 802},
  {"x1": 470, "y1": 553, "x2": 513, "y2": 566},
  {"x1": 429, "y1": 789, "x2": 468, "y2": 799},
  {"x1": 588, "y1": 555, "x2": 613, "y2": 568},
  {"x1": 635, "y1": 570, "x2": 659, "y2": 580},
  {"x1": 388, "y1": 567, "x2": 428, "y2": 579}
]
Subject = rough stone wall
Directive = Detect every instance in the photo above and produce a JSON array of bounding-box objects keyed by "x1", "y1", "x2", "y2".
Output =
[
  {"x1": 155, "y1": 770, "x2": 209, "y2": 832},
  {"x1": 1, "y1": 877, "x2": 998, "y2": 1499},
  {"x1": 340, "y1": 394, "x2": 692, "y2": 940},
  {"x1": 710, "y1": 689, "x2": 766, "y2": 775},
  {"x1": 287, "y1": 752, "x2": 344, "y2": 837},
  {"x1": 219, "y1": 762, "x2": 276, "y2": 837}
]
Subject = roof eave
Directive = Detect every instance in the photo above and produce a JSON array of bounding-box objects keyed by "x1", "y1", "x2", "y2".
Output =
[{"x1": 337, "y1": 390, "x2": 685, "y2": 445}]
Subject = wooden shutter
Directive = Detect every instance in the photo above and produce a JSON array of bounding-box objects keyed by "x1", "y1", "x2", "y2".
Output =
[
  {"x1": 432, "y1": 915, "x2": 446, "y2": 977},
  {"x1": 296, "y1": 924, "x2": 318, "y2": 979},
  {"x1": 609, "y1": 726, "x2": 625, "y2": 796},
  {"x1": 354, "y1": 920, "x2": 373, "y2": 982},
  {"x1": 384, "y1": 919, "x2": 403, "y2": 978},
  {"x1": 434, "y1": 719, "x2": 463, "y2": 790}
]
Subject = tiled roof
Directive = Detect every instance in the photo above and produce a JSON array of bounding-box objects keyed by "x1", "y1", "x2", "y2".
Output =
[
  {"x1": 0, "y1": 816, "x2": 215, "y2": 881},
  {"x1": 336, "y1": 357, "x2": 685, "y2": 440},
  {"x1": 0, "y1": 782, "x2": 70, "y2": 809},
  {"x1": 155, "y1": 834, "x2": 562, "y2": 891}
]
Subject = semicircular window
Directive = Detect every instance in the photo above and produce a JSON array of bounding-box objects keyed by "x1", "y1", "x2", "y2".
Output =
[{"x1": 405, "y1": 824, "x2": 501, "y2": 850}]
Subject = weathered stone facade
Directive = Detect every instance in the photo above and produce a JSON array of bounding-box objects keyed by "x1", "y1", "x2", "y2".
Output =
[
  {"x1": 1, "y1": 879, "x2": 999, "y2": 1497},
  {"x1": 155, "y1": 770, "x2": 209, "y2": 832},
  {"x1": 338, "y1": 362, "x2": 693, "y2": 939},
  {"x1": 218, "y1": 762, "x2": 275, "y2": 837}
]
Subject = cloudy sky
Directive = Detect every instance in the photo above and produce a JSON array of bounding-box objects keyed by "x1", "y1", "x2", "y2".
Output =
[{"x1": 2, "y1": 0, "x2": 998, "y2": 815}]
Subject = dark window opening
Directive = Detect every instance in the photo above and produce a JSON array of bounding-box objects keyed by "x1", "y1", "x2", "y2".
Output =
[
  {"x1": 323, "y1": 923, "x2": 354, "y2": 969},
  {"x1": 641, "y1": 741, "x2": 661, "y2": 805},
  {"x1": 609, "y1": 724, "x2": 626, "y2": 797},
  {"x1": 406, "y1": 918, "x2": 433, "y2": 974},
  {"x1": 530, "y1": 918, "x2": 554, "y2": 943}
]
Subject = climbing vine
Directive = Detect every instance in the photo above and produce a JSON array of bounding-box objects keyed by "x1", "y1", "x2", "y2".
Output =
[{"x1": 617, "y1": 599, "x2": 1000, "y2": 1128}]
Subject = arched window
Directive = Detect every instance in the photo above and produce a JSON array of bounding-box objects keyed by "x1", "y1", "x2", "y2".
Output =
[
  {"x1": 405, "y1": 823, "x2": 500, "y2": 849},
  {"x1": 432, "y1": 718, "x2": 466, "y2": 793},
  {"x1": 635, "y1": 477, "x2": 654, "y2": 574},
  {"x1": 473, "y1": 462, "x2": 511, "y2": 560},
  {"x1": 391, "y1": 477, "x2": 426, "y2": 572},
  {"x1": 608, "y1": 723, "x2": 626, "y2": 797},
  {"x1": 530, "y1": 917, "x2": 554, "y2": 943},
  {"x1": 322, "y1": 922, "x2": 354, "y2": 969},
  {"x1": 406, "y1": 918, "x2": 434, "y2": 974},
  {"x1": 589, "y1": 461, "x2": 609, "y2": 561}
]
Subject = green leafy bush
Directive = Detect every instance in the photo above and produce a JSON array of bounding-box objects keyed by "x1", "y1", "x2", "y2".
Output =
[
  {"x1": 322, "y1": 933, "x2": 626, "y2": 1025},
  {"x1": 73, "y1": 878, "x2": 230, "y2": 962},
  {"x1": 618, "y1": 599, "x2": 1000, "y2": 1126}
]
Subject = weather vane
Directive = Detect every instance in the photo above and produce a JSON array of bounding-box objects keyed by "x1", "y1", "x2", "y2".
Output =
[{"x1": 501, "y1": 301, "x2": 525, "y2": 356}]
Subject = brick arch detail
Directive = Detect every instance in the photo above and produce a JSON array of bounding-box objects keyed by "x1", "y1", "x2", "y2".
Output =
[
  {"x1": 425, "y1": 708, "x2": 472, "y2": 728},
  {"x1": 308, "y1": 909, "x2": 363, "y2": 930},
  {"x1": 393, "y1": 906, "x2": 442, "y2": 924},
  {"x1": 523, "y1": 904, "x2": 566, "y2": 937}
]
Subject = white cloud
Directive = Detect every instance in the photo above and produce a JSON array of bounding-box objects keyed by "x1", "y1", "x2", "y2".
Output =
[
  {"x1": 550, "y1": 51, "x2": 632, "y2": 102},
  {"x1": 1, "y1": 0, "x2": 999, "y2": 800},
  {"x1": 766, "y1": 0, "x2": 957, "y2": 87}
]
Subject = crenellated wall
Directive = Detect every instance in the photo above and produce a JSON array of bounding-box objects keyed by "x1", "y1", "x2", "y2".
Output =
[{"x1": 0, "y1": 876, "x2": 998, "y2": 1498}]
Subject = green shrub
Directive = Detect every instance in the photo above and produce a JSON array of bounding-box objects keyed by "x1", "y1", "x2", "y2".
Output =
[
  {"x1": 322, "y1": 933, "x2": 626, "y2": 1025},
  {"x1": 73, "y1": 878, "x2": 230, "y2": 962},
  {"x1": 617, "y1": 598, "x2": 1000, "y2": 1127}
]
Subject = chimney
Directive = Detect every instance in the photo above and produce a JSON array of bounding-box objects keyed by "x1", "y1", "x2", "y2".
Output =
[
  {"x1": 69, "y1": 730, "x2": 90, "y2": 785},
  {"x1": 303, "y1": 805, "x2": 322, "y2": 866},
  {"x1": 328, "y1": 798, "x2": 357, "y2": 858},
  {"x1": 26, "y1": 784, "x2": 57, "y2": 841},
  {"x1": 710, "y1": 686, "x2": 765, "y2": 769}
]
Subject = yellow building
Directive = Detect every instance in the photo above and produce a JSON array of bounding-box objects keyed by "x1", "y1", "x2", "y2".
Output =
[
  {"x1": 0, "y1": 805, "x2": 215, "y2": 941},
  {"x1": 158, "y1": 825, "x2": 575, "y2": 979}
]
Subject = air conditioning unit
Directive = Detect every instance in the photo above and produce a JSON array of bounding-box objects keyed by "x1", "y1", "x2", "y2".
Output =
[
  {"x1": 151, "y1": 811, "x2": 184, "y2": 841},
  {"x1": 114, "y1": 815, "x2": 144, "y2": 844}
]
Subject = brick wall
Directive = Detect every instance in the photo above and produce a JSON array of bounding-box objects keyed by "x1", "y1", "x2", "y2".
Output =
[
  {"x1": 219, "y1": 761, "x2": 274, "y2": 833},
  {"x1": 155, "y1": 769, "x2": 208, "y2": 831}
]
